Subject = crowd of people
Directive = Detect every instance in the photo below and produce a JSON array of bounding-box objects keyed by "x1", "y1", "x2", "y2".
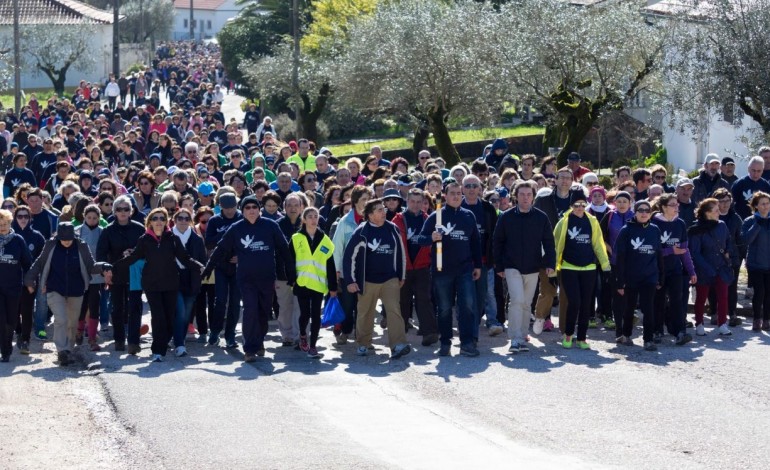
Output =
[{"x1": 1, "y1": 43, "x2": 769, "y2": 366}]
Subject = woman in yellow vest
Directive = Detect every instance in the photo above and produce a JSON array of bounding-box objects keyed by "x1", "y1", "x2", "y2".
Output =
[{"x1": 290, "y1": 206, "x2": 338, "y2": 358}]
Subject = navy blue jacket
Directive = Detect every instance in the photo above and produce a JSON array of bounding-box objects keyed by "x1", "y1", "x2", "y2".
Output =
[
  {"x1": 343, "y1": 221, "x2": 405, "y2": 293},
  {"x1": 204, "y1": 210, "x2": 242, "y2": 275},
  {"x1": 203, "y1": 216, "x2": 294, "y2": 285},
  {"x1": 0, "y1": 232, "x2": 32, "y2": 295},
  {"x1": 731, "y1": 176, "x2": 770, "y2": 220},
  {"x1": 12, "y1": 222, "x2": 45, "y2": 261},
  {"x1": 688, "y1": 220, "x2": 737, "y2": 285},
  {"x1": 418, "y1": 204, "x2": 482, "y2": 275},
  {"x1": 614, "y1": 219, "x2": 664, "y2": 287},
  {"x1": 3, "y1": 167, "x2": 36, "y2": 198},
  {"x1": 742, "y1": 214, "x2": 770, "y2": 271},
  {"x1": 493, "y1": 207, "x2": 555, "y2": 275}
]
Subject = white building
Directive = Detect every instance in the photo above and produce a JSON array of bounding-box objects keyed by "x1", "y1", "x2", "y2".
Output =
[
  {"x1": 172, "y1": 0, "x2": 243, "y2": 41},
  {"x1": 0, "y1": 0, "x2": 116, "y2": 90}
]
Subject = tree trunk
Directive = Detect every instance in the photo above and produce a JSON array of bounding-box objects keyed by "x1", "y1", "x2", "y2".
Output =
[
  {"x1": 299, "y1": 82, "x2": 330, "y2": 144},
  {"x1": 542, "y1": 122, "x2": 563, "y2": 159},
  {"x1": 557, "y1": 115, "x2": 593, "y2": 166},
  {"x1": 412, "y1": 123, "x2": 430, "y2": 159},
  {"x1": 428, "y1": 105, "x2": 460, "y2": 166}
]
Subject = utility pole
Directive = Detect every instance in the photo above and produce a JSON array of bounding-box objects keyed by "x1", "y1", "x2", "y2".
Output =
[
  {"x1": 189, "y1": 0, "x2": 194, "y2": 40},
  {"x1": 113, "y1": 0, "x2": 120, "y2": 75},
  {"x1": 291, "y1": 0, "x2": 302, "y2": 138},
  {"x1": 139, "y1": 0, "x2": 144, "y2": 61},
  {"x1": 13, "y1": 0, "x2": 21, "y2": 113}
]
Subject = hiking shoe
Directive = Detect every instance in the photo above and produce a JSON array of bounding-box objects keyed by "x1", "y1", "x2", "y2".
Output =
[
  {"x1": 256, "y1": 349, "x2": 266, "y2": 357},
  {"x1": 35, "y1": 330, "x2": 47, "y2": 341},
  {"x1": 653, "y1": 332, "x2": 663, "y2": 344},
  {"x1": 299, "y1": 336, "x2": 309, "y2": 352},
  {"x1": 561, "y1": 335, "x2": 573, "y2": 349},
  {"x1": 728, "y1": 316, "x2": 742, "y2": 327},
  {"x1": 644, "y1": 341, "x2": 657, "y2": 351},
  {"x1": 308, "y1": 347, "x2": 322, "y2": 359},
  {"x1": 127, "y1": 344, "x2": 141, "y2": 355},
  {"x1": 488, "y1": 324, "x2": 504, "y2": 337},
  {"x1": 438, "y1": 344, "x2": 451, "y2": 356},
  {"x1": 225, "y1": 342, "x2": 238, "y2": 350},
  {"x1": 174, "y1": 346, "x2": 188, "y2": 357},
  {"x1": 763, "y1": 320, "x2": 770, "y2": 331},
  {"x1": 519, "y1": 342, "x2": 530, "y2": 352},
  {"x1": 114, "y1": 341, "x2": 126, "y2": 352},
  {"x1": 543, "y1": 319, "x2": 555, "y2": 332},
  {"x1": 337, "y1": 333, "x2": 348, "y2": 345},
  {"x1": 390, "y1": 343, "x2": 411, "y2": 359},
  {"x1": 508, "y1": 341, "x2": 521, "y2": 354},
  {"x1": 588, "y1": 318, "x2": 598, "y2": 329},
  {"x1": 356, "y1": 345, "x2": 368, "y2": 356},
  {"x1": 244, "y1": 354, "x2": 256, "y2": 363},
  {"x1": 532, "y1": 319, "x2": 545, "y2": 335},
  {"x1": 150, "y1": 354, "x2": 163, "y2": 362},
  {"x1": 281, "y1": 340, "x2": 295, "y2": 347},
  {"x1": 604, "y1": 319, "x2": 616, "y2": 329},
  {"x1": 459, "y1": 344, "x2": 480, "y2": 357},
  {"x1": 19, "y1": 342, "x2": 30, "y2": 355},
  {"x1": 753, "y1": 319, "x2": 762, "y2": 331},
  {"x1": 717, "y1": 323, "x2": 732, "y2": 336},
  {"x1": 576, "y1": 340, "x2": 590, "y2": 350},
  {"x1": 421, "y1": 334, "x2": 439, "y2": 346},
  {"x1": 675, "y1": 332, "x2": 692, "y2": 346},
  {"x1": 616, "y1": 335, "x2": 627, "y2": 344},
  {"x1": 695, "y1": 324, "x2": 706, "y2": 336}
]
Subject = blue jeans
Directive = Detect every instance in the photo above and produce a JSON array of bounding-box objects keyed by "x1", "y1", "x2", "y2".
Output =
[
  {"x1": 484, "y1": 268, "x2": 500, "y2": 327},
  {"x1": 433, "y1": 271, "x2": 476, "y2": 347},
  {"x1": 175, "y1": 293, "x2": 196, "y2": 347},
  {"x1": 472, "y1": 267, "x2": 489, "y2": 338},
  {"x1": 210, "y1": 268, "x2": 241, "y2": 344},
  {"x1": 99, "y1": 289, "x2": 111, "y2": 325},
  {"x1": 33, "y1": 288, "x2": 48, "y2": 332}
]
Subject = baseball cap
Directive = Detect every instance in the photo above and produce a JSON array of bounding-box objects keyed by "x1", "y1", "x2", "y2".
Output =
[
  {"x1": 57, "y1": 223, "x2": 75, "y2": 241},
  {"x1": 219, "y1": 193, "x2": 237, "y2": 209},
  {"x1": 676, "y1": 178, "x2": 694, "y2": 188},
  {"x1": 198, "y1": 182, "x2": 214, "y2": 197},
  {"x1": 705, "y1": 153, "x2": 720, "y2": 164}
]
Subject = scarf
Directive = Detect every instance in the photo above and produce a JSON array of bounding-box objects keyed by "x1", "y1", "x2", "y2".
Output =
[
  {"x1": 0, "y1": 228, "x2": 15, "y2": 256},
  {"x1": 589, "y1": 201, "x2": 608, "y2": 214},
  {"x1": 173, "y1": 226, "x2": 191, "y2": 269}
]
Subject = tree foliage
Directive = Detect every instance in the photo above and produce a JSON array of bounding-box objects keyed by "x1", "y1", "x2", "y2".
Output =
[
  {"x1": 119, "y1": 0, "x2": 175, "y2": 44},
  {"x1": 301, "y1": 0, "x2": 379, "y2": 57},
  {"x1": 498, "y1": 0, "x2": 666, "y2": 164},
  {"x1": 336, "y1": 0, "x2": 506, "y2": 165}
]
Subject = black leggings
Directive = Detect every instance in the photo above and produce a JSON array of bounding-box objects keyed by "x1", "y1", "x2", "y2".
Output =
[
  {"x1": 654, "y1": 272, "x2": 685, "y2": 337},
  {"x1": 297, "y1": 291, "x2": 323, "y2": 347},
  {"x1": 0, "y1": 292, "x2": 21, "y2": 358},
  {"x1": 194, "y1": 283, "x2": 215, "y2": 334},
  {"x1": 623, "y1": 283, "x2": 656, "y2": 342},
  {"x1": 750, "y1": 270, "x2": 770, "y2": 321},
  {"x1": 79, "y1": 285, "x2": 102, "y2": 321},
  {"x1": 16, "y1": 287, "x2": 35, "y2": 343},
  {"x1": 146, "y1": 290, "x2": 177, "y2": 356},
  {"x1": 561, "y1": 269, "x2": 596, "y2": 341}
]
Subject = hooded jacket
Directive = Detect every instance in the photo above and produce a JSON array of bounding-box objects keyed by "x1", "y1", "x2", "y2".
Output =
[
  {"x1": 96, "y1": 219, "x2": 145, "y2": 285},
  {"x1": 741, "y1": 213, "x2": 770, "y2": 271},
  {"x1": 0, "y1": 231, "x2": 32, "y2": 295},
  {"x1": 599, "y1": 208, "x2": 634, "y2": 265},
  {"x1": 688, "y1": 219, "x2": 737, "y2": 285},
  {"x1": 25, "y1": 238, "x2": 111, "y2": 293},
  {"x1": 614, "y1": 218, "x2": 664, "y2": 287},
  {"x1": 651, "y1": 213, "x2": 695, "y2": 276}
]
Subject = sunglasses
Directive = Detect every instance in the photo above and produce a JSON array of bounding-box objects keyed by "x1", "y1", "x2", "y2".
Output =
[
  {"x1": 636, "y1": 208, "x2": 651, "y2": 214},
  {"x1": 199, "y1": 219, "x2": 210, "y2": 224},
  {"x1": 150, "y1": 216, "x2": 167, "y2": 222},
  {"x1": 572, "y1": 202, "x2": 587, "y2": 208},
  {"x1": 114, "y1": 207, "x2": 130, "y2": 213},
  {"x1": 16, "y1": 214, "x2": 30, "y2": 219},
  {"x1": 2, "y1": 204, "x2": 16, "y2": 210},
  {"x1": 175, "y1": 216, "x2": 191, "y2": 222}
]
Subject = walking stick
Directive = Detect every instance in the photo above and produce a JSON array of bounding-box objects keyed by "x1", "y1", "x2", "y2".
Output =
[{"x1": 436, "y1": 196, "x2": 442, "y2": 272}]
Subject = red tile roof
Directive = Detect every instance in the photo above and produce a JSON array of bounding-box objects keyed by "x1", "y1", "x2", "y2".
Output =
[
  {"x1": 0, "y1": 0, "x2": 116, "y2": 25},
  {"x1": 173, "y1": 0, "x2": 228, "y2": 11}
]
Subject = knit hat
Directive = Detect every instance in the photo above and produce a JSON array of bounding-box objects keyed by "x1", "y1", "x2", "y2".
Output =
[
  {"x1": 634, "y1": 200, "x2": 651, "y2": 212},
  {"x1": 570, "y1": 191, "x2": 587, "y2": 205},
  {"x1": 615, "y1": 191, "x2": 632, "y2": 202},
  {"x1": 239, "y1": 195, "x2": 260, "y2": 210},
  {"x1": 589, "y1": 186, "x2": 606, "y2": 198}
]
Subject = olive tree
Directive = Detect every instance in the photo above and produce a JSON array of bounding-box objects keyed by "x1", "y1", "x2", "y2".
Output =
[
  {"x1": 499, "y1": 0, "x2": 666, "y2": 164},
  {"x1": 336, "y1": 0, "x2": 507, "y2": 165}
]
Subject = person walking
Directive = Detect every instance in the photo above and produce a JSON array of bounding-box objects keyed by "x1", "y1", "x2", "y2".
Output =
[
  {"x1": 289, "y1": 207, "x2": 337, "y2": 359},
  {"x1": 741, "y1": 191, "x2": 770, "y2": 331},
  {"x1": 74, "y1": 205, "x2": 106, "y2": 351},
  {"x1": 11, "y1": 205, "x2": 44, "y2": 356},
  {"x1": 0, "y1": 209, "x2": 32, "y2": 363},
  {"x1": 24, "y1": 223, "x2": 112, "y2": 366},
  {"x1": 171, "y1": 208, "x2": 206, "y2": 357}
]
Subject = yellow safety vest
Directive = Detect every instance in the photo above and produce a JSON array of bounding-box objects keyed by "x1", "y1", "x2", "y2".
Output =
[{"x1": 291, "y1": 232, "x2": 334, "y2": 294}]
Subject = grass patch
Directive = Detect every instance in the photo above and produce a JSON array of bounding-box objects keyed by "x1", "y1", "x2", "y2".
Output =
[
  {"x1": 327, "y1": 125, "x2": 544, "y2": 157},
  {"x1": 0, "y1": 89, "x2": 70, "y2": 109}
]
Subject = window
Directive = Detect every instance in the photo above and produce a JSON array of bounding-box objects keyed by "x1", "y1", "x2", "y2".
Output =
[
  {"x1": 183, "y1": 19, "x2": 188, "y2": 28},
  {"x1": 207, "y1": 20, "x2": 212, "y2": 30}
]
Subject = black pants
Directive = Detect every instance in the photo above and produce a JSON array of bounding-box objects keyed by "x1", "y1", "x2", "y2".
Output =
[
  {"x1": 146, "y1": 290, "x2": 177, "y2": 356},
  {"x1": 597, "y1": 270, "x2": 612, "y2": 321},
  {"x1": 561, "y1": 269, "x2": 595, "y2": 341},
  {"x1": 0, "y1": 292, "x2": 21, "y2": 359},
  {"x1": 297, "y1": 290, "x2": 323, "y2": 347},
  {"x1": 111, "y1": 284, "x2": 142, "y2": 346},
  {"x1": 610, "y1": 270, "x2": 628, "y2": 337},
  {"x1": 194, "y1": 283, "x2": 215, "y2": 335},
  {"x1": 16, "y1": 287, "x2": 35, "y2": 343},
  {"x1": 495, "y1": 272, "x2": 508, "y2": 325},
  {"x1": 654, "y1": 273, "x2": 685, "y2": 337},
  {"x1": 79, "y1": 285, "x2": 102, "y2": 321},
  {"x1": 239, "y1": 281, "x2": 273, "y2": 354},
  {"x1": 399, "y1": 268, "x2": 437, "y2": 336},
  {"x1": 108, "y1": 96, "x2": 117, "y2": 109},
  {"x1": 623, "y1": 283, "x2": 656, "y2": 342},
  {"x1": 750, "y1": 270, "x2": 770, "y2": 321},
  {"x1": 338, "y1": 277, "x2": 357, "y2": 335}
]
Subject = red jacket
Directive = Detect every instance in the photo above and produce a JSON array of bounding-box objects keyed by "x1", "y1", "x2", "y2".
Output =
[{"x1": 392, "y1": 211, "x2": 432, "y2": 271}]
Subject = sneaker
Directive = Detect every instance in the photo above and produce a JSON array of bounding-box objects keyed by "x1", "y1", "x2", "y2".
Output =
[
  {"x1": 685, "y1": 320, "x2": 694, "y2": 328},
  {"x1": 519, "y1": 342, "x2": 530, "y2": 352},
  {"x1": 604, "y1": 319, "x2": 616, "y2": 329},
  {"x1": 532, "y1": 319, "x2": 545, "y2": 335},
  {"x1": 57, "y1": 351, "x2": 71, "y2": 366},
  {"x1": 763, "y1": 320, "x2": 770, "y2": 331},
  {"x1": 561, "y1": 335, "x2": 573, "y2": 349},
  {"x1": 728, "y1": 315, "x2": 742, "y2": 327},
  {"x1": 225, "y1": 342, "x2": 238, "y2": 350},
  {"x1": 256, "y1": 349, "x2": 266, "y2": 357},
  {"x1": 207, "y1": 335, "x2": 220, "y2": 347},
  {"x1": 337, "y1": 333, "x2": 348, "y2": 345},
  {"x1": 543, "y1": 319, "x2": 555, "y2": 332},
  {"x1": 19, "y1": 342, "x2": 29, "y2": 355},
  {"x1": 390, "y1": 343, "x2": 411, "y2": 359},
  {"x1": 89, "y1": 342, "x2": 101, "y2": 352},
  {"x1": 75, "y1": 331, "x2": 84, "y2": 346},
  {"x1": 100, "y1": 322, "x2": 109, "y2": 332},
  {"x1": 616, "y1": 335, "x2": 626, "y2": 344},
  {"x1": 695, "y1": 324, "x2": 706, "y2": 336},
  {"x1": 187, "y1": 324, "x2": 197, "y2": 336},
  {"x1": 198, "y1": 333, "x2": 208, "y2": 343},
  {"x1": 488, "y1": 324, "x2": 504, "y2": 337},
  {"x1": 438, "y1": 344, "x2": 451, "y2": 356},
  {"x1": 356, "y1": 345, "x2": 368, "y2": 356},
  {"x1": 174, "y1": 346, "x2": 188, "y2": 357},
  {"x1": 675, "y1": 332, "x2": 693, "y2": 346},
  {"x1": 653, "y1": 332, "x2": 663, "y2": 344},
  {"x1": 717, "y1": 323, "x2": 732, "y2": 336},
  {"x1": 35, "y1": 330, "x2": 47, "y2": 341},
  {"x1": 644, "y1": 341, "x2": 658, "y2": 351},
  {"x1": 281, "y1": 340, "x2": 295, "y2": 347},
  {"x1": 508, "y1": 341, "x2": 520, "y2": 354},
  {"x1": 127, "y1": 344, "x2": 141, "y2": 355},
  {"x1": 307, "y1": 347, "x2": 321, "y2": 359},
  {"x1": 754, "y1": 319, "x2": 762, "y2": 331},
  {"x1": 588, "y1": 318, "x2": 598, "y2": 329},
  {"x1": 379, "y1": 316, "x2": 387, "y2": 329},
  {"x1": 299, "y1": 336, "x2": 309, "y2": 352},
  {"x1": 421, "y1": 333, "x2": 439, "y2": 347},
  {"x1": 459, "y1": 344, "x2": 480, "y2": 357},
  {"x1": 333, "y1": 324, "x2": 342, "y2": 337},
  {"x1": 0, "y1": 356, "x2": 8, "y2": 363},
  {"x1": 576, "y1": 340, "x2": 590, "y2": 350},
  {"x1": 244, "y1": 354, "x2": 256, "y2": 363},
  {"x1": 114, "y1": 341, "x2": 126, "y2": 352},
  {"x1": 151, "y1": 354, "x2": 163, "y2": 362}
]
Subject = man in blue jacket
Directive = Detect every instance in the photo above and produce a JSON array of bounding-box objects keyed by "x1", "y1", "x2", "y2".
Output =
[
  {"x1": 202, "y1": 196, "x2": 294, "y2": 362},
  {"x1": 343, "y1": 199, "x2": 411, "y2": 359},
  {"x1": 419, "y1": 182, "x2": 482, "y2": 357}
]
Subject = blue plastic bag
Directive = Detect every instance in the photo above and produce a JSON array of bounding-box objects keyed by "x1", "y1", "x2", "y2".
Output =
[{"x1": 321, "y1": 296, "x2": 345, "y2": 327}]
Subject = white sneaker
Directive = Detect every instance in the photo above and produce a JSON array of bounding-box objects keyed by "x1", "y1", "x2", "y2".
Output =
[
  {"x1": 488, "y1": 325, "x2": 504, "y2": 336},
  {"x1": 717, "y1": 323, "x2": 732, "y2": 336},
  {"x1": 151, "y1": 354, "x2": 163, "y2": 362},
  {"x1": 174, "y1": 346, "x2": 187, "y2": 357},
  {"x1": 533, "y1": 319, "x2": 545, "y2": 335},
  {"x1": 695, "y1": 324, "x2": 706, "y2": 336}
]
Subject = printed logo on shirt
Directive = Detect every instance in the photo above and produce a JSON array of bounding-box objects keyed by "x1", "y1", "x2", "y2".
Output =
[
  {"x1": 0, "y1": 254, "x2": 18, "y2": 265},
  {"x1": 631, "y1": 237, "x2": 655, "y2": 254},
  {"x1": 743, "y1": 189, "x2": 754, "y2": 201},
  {"x1": 10, "y1": 178, "x2": 20, "y2": 187},
  {"x1": 660, "y1": 231, "x2": 671, "y2": 244},
  {"x1": 367, "y1": 238, "x2": 393, "y2": 254},
  {"x1": 406, "y1": 227, "x2": 416, "y2": 240},
  {"x1": 568, "y1": 226, "x2": 591, "y2": 244},
  {"x1": 217, "y1": 225, "x2": 229, "y2": 233},
  {"x1": 240, "y1": 235, "x2": 270, "y2": 252}
]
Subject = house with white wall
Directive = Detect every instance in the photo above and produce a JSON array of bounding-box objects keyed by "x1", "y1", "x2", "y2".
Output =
[{"x1": 172, "y1": 0, "x2": 243, "y2": 41}]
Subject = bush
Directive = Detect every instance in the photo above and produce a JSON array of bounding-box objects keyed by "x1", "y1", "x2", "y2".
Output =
[
  {"x1": 125, "y1": 63, "x2": 145, "y2": 75},
  {"x1": 272, "y1": 113, "x2": 330, "y2": 142},
  {"x1": 322, "y1": 107, "x2": 392, "y2": 140}
]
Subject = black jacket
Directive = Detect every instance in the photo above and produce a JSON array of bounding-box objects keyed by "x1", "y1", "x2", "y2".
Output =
[
  {"x1": 96, "y1": 220, "x2": 151, "y2": 285},
  {"x1": 176, "y1": 230, "x2": 207, "y2": 296},
  {"x1": 493, "y1": 207, "x2": 555, "y2": 275}
]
